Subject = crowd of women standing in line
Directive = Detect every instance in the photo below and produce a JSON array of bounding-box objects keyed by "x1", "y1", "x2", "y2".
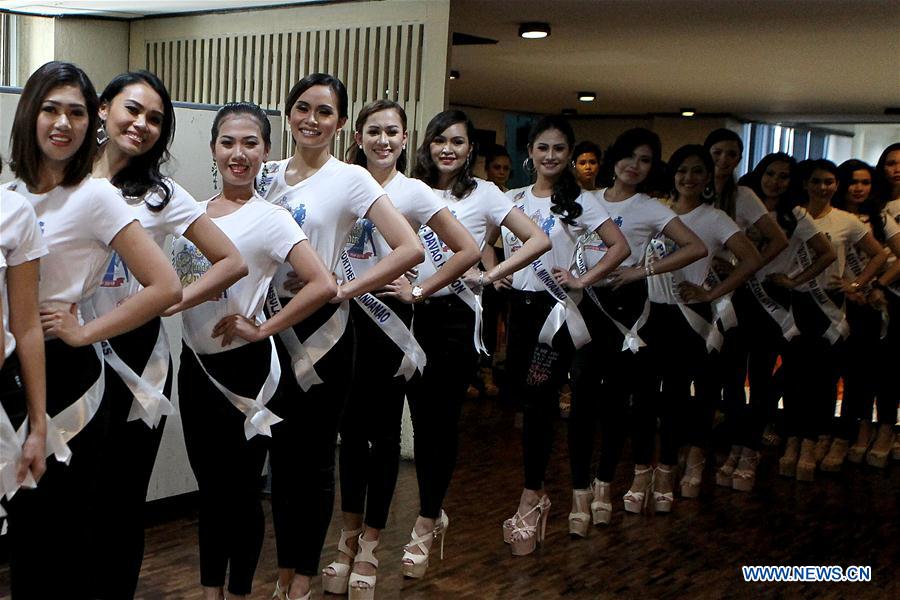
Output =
[{"x1": 0, "y1": 60, "x2": 898, "y2": 600}]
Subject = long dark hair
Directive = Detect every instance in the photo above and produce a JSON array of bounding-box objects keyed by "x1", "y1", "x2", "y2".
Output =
[
  {"x1": 875, "y1": 142, "x2": 900, "y2": 204},
  {"x1": 527, "y1": 115, "x2": 582, "y2": 225},
  {"x1": 10, "y1": 61, "x2": 99, "y2": 189},
  {"x1": 703, "y1": 128, "x2": 744, "y2": 219},
  {"x1": 413, "y1": 110, "x2": 477, "y2": 199},
  {"x1": 349, "y1": 99, "x2": 408, "y2": 173},
  {"x1": 835, "y1": 159, "x2": 885, "y2": 242},
  {"x1": 667, "y1": 144, "x2": 716, "y2": 204},
  {"x1": 285, "y1": 72, "x2": 349, "y2": 121},
  {"x1": 99, "y1": 71, "x2": 175, "y2": 211},
  {"x1": 738, "y1": 152, "x2": 799, "y2": 236},
  {"x1": 600, "y1": 128, "x2": 664, "y2": 193}
]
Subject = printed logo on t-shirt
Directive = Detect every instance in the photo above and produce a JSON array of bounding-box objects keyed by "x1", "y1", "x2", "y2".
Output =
[
  {"x1": 347, "y1": 219, "x2": 376, "y2": 259},
  {"x1": 101, "y1": 252, "x2": 130, "y2": 288},
  {"x1": 291, "y1": 204, "x2": 307, "y2": 227},
  {"x1": 531, "y1": 209, "x2": 556, "y2": 236},
  {"x1": 38, "y1": 220, "x2": 46, "y2": 234},
  {"x1": 256, "y1": 161, "x2": 279, "y2": 195},
  {"x1": 173, "y1": 242, "x2": 224, "y2": 299}
]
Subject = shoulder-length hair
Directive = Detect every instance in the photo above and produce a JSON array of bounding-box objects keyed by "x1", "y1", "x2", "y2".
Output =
[
  {"x1": 600, "y1": 128, "x2": 664, "y2": 193},
  {"x1": 667, "y1": 144, "x2": 717, "y2": 204},
  {"x1": 348, "y1": 99, "x2": 408, "y2": 173},
  {"x1": 835, "y1": 159, "x2": 885, "y2": 242},
  {"x1": 738, "y1": 152, "x2": 799, "y2": 236},
  {"x1": 412, "y1": 109, "x2": 477, "y2": 199},
  {"x1": 10, "y1": 61, "x2": 99, "y2": 189},
  {"x1": 703, "y1": 127, "x2": 744, "y2": 219}
]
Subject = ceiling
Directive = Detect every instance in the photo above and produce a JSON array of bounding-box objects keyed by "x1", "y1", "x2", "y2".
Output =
[
  {"x1": 449, "y1": 0, "x2": 900, "y2": 119},
  {"x1": 0, "y1": 1, "x2": 319, "y2": 18}
]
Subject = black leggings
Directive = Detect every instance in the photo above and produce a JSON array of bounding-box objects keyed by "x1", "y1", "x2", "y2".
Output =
[
  {"x1": 837, "y1": 300, "x2": 883, "y2": 439},
  {"x1": 91, "y1": 318, "x2": 171, "y2": 600},
  {"x1": 270, "y1": 302, "x2": 356, "y2": 577},
  {"x1": 505, "y1": 290, "x2": 575, "y2": 491},
  {"x1": 569, "y1": 281, "x2": 646, "y2": 487},
  {"x1": 179, "y1": 340, "x2": 272, "y2": 596},
  {"x1": 339, "y1": 299, "x2": 411, "y2": 530},
  {"x1": 405, "y1": 295, "x2": 478, "y2": 519},
  {"x1": 632, "y1": 302, "x2": 716, "y2": 466},
  {"x1": 876, "y1": 292, "x2": 900, "y2": 426},
  {"x1": 6, "y1": 340, "x2": 105, "y2": 600}
]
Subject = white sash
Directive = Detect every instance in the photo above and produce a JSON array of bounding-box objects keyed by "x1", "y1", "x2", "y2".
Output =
[
  {"x1": 747, "y1": 276, "x2": 800, "y2": 340},
  {"x1": 418, "y1": 226, "x2": 487, "y2": 354},
  {"x1": 266, "y1": 286, "x2": 350, "y2": 391},
  {"x1": 339, "y1": 251, "x2": 426, "y2": 379},
  {"x1": 47, "y1": 341, "x2": 108, "y2": 447},
  {"x1": 845, "y1": 246, "x2": 889, "y2": 339},
  {"x1": 184, "y1": 338, "x2": 282, "y2": 439},
  {"x1": 796, "y1": 242, "x2": 849, "y2": 344},
  {"x1": 574, "y1": 243, "x2": 648, "y2": 353},
  {"x1": 704, "y1": 269, "x2": 738, "y2": 332},
  {"x1": 528, "y1": 256, "x2": 592, "y2": 349}
]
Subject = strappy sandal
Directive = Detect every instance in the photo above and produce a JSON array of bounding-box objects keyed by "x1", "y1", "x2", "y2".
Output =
[{"x1": 321, "y1": 527, "x2": 363, "y2": 594}]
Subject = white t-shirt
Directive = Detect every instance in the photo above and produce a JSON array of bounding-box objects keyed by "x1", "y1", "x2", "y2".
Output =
[
  {"x1": 716, "y1": 186, "x2": 769, "y2": 263},
  {"x1": 756, "y1": 207, "x2": 821, "y2": 279},
  {"x1": 347, "y1": 172, "x2": 443, "y2": 278},
  {"x1": 259, "y1": 156, "x2": 383, "y2": 294},
  {"x1": 580, "y1": 189, "x2": 676, "y2": 270},
  {"x1": 797, "y1": 207, "x2": 869, "y2": 292},
  {"x1": 0, "y1": 189, "x2": 48, "y2": 358},
  {"x1": 502, "y1": 186, "x2": 609, "y2": 292},
  {"x1": 647, "y1": 202, "x2": 740, "y2": 304},
  {"x1": 90, "y1": 180, "x2": 204, "y2": 318},
  {"x1": 2, "y1": 177, "x2": 136, "y2": 307},
  {"x1": 173, "y1": 196, "x2": 306, "y2": 355},
  {"x1": 843, "y1": 210, "x2": 900, "y2": 279},
  {"x1": 885, "y1": 199, "x2": 900, "y2": 225},
  {"x1": 416, "y1": 178, "x2": 514, "y2": 297}
]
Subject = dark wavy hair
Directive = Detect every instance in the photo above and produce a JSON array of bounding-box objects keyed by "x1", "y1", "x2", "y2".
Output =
[
  {"x1": 572, "y1": 140, "x2": 602, "y2": 188},
  {"x1": 10, "y1": 61, "x2": 99, "y2": 189},
  {"x1": 527, "y1": 115, "x2": 582, "y2": 225},
  {"x1": 285, "y1": 72, "x2": 349, "y2": 122},
  {"x1": 703, "y1": 128, "x2": 744, "y2": 219},
  {"x1": 668, "y1": 144, "x2": 716, "y2": 204},
  {"x1": 738, "y1": 152, "x2": 799, "y2": 236},
  {"x1": 348, "y1": 99, "x2": 408, "y2": 173},
  {"x1": 413, "y1": 109, "x2": 477, "y2": 199},
  {"x1": 99, "y1": 71, "x2": 175, "y2": 211},
  {"x1": 600, "y1": 128, "x2": 664, "y2": 193},
  {"x1": 835, "y1": 159, "x2": 885, "y2": 242},
  {"x1": 875, "y1": 142, "x2": 900, "y2": 204}
]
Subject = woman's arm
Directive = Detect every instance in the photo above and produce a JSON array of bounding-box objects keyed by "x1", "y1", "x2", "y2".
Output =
[
  {"x1": 553, "y1": 219, "x2": 631, "y2": 289},
  {"x1": 212, "y1": 240, "x2": 338, "y2": 346},
  {"x1": 841, "y1": 232, "x2": 888, "y2": 289},
  {"x1": 336, "y1": 195, "x2": 424, "y2": 301},
  {"x1": 163, "y1": 215, "x2": 248, "y2": 316},
  {"x1": 876, "y1": 235, "x2": 900, "y2": 288},
  {"x1": 767, "y1": 232, "x2": 836, "y2": 289},
  {"x1": 7, "y1": 260, "x2": 47, "y2": 483},
  {"x1": 751, "y1": 212, "x2": 789, "y2": 267},
  {"x1": 42, "y1": 221, "x2": 182, "y2": 345},
  {"x1": 680, "y1": 232, "x2": 762, "y2": 302},
  {"x1": 480, "y1": 209, "x2": 551, "y2": 285},
  {"x1": 608, "y1": 217, "x2": 708, "y2": 288}
]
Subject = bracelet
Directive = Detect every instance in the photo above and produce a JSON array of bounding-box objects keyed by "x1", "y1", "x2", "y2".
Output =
[
  {"x1": 479, "y1": 271, "x2": 485, "y2": 290},
  {"x1": 644, "y1": 262, "x2": 655, "y2": 278}
]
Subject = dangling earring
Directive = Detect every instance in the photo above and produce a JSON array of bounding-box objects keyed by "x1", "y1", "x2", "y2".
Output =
[
  {"x1": 211, "y1": 160, "x2": 218, "y2": 188},
  {"x1": 96, "y1": 120, "x2": 109, "y2": 146},
  {"x1": 522, "y1": 157, "x2": 535, "y2": 174},
  {"x1": 464, "y1": 153, "x2": 473, "y2": 171}
]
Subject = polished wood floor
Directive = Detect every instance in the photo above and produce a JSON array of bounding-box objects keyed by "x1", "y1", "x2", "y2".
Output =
[{"x1": 1, "y1": 398, "x2": 897, "y2": 599}]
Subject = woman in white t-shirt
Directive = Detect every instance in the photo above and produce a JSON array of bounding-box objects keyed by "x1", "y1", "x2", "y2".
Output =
[
  {"x1": 174, "y1": 103, "x2": 335, "y2": 600},
  {"x1": 87, "y1": 71, "x2": 247, "y2": 599},
  {"x1": 4, "y1": 61, "x2": 182, "y2": 597},
  {"x1": 779, "y1": 160, "x2": 886, "y2": 482},
  {"x1": 630, "y1": 145, "x2": 761, "y2": 514},
  {"x1": 401, "y1": 109, "x2": 548, "y2": 574},
  {"x1": 723, "y1": 153, "x2": 835, "y2": 491},
  {"x1": 317, "y1": 100, "x2": 479, "y2": 599},
  {"x1": 258, "y1": 74, "x2": 423, "y2": 600},
  {"x1": 495, "y1": 116, "x2": 629, "y2": 554},
  {"x1": 567, "y1": 128, "x2": 706, "y2": 530},
  {"x1": 829, "y1": 159, "x2": 900, "y2": 469}
]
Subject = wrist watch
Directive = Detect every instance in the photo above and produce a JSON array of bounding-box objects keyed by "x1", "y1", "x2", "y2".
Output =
[{"x1": 411, "y1": 285, "x2": 425, "y2": 303}]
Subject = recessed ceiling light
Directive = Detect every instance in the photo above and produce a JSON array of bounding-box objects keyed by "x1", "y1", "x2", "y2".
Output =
[
  {"x1": 578, "y1": 92, "x2": 596, "y2": 102},
  {"x1": 681, "y1": 108, "x2": 696, "y2": 117},
  {"x1": 449, "y1": 70, "x2": 460, "y2": 80},
  {"x1": 519, "y1": 22, "x2": 551, "y2": 39}
]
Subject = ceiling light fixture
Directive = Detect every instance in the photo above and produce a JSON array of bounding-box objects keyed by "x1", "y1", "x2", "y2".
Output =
[
  {"x1": 449, "y1": 70, "x2": 460, "y2": 80},
  {"x1": 578, "y1": 92, "x2": 596, "y2": 102},
  {"x1": 561, "y1": 108, "x2": 578, "y2": 117},
  {"x1": 681, "y1": 108, "x2": 696, "y2": 117},
  {"x1": 519, "y1": 22, "x2": 551, "y2": 39}
]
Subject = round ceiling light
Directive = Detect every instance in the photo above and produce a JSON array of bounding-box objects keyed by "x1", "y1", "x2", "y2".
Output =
[
  {"x1": 578, "y1": 91, "x2": 596, "y2": 102},
  {"x1": 519, "y1": 22, "x2": 551, "y2": 39}
]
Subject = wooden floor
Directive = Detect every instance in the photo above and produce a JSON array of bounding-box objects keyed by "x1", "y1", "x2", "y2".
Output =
[{"x1": 2, "y1": 398, "x2": 898, "y2": 599}]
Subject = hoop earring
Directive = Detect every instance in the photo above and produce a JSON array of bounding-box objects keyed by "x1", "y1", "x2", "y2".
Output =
[
  {"x1": 522, "y1": 157, "x2": 535, "y2": 174},
  {"x1": 211, "y1": 160, "x2": 218, "y2": 189},
  {"x1": 702, "y1": 182, "x2": 716, "y2": 201},
  {"x1": 96, "y1": 120, "x2": 109, "y2": 146}
]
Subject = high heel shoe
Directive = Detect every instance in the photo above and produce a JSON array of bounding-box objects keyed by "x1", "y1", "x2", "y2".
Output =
[
  {"x1": 680, "y1": 459, "x2": 705, "y2": 499},
  {"x1": 796, "y1": 439, "x2": 817, "y2": 482},
  {"x1": 349, "y1": 534, "x2": 379, "y2": 600},
  {"x1": 867, "y1": 424, "x2": 895, "y2": 468},
  {"x1": 568, "y1": 489, "x2": 593, "y2": 538},
  {"x1": 322, "y1": 527, "x2": 363, "y2": 594},
  {"x1": 401, "y1": 511, "x2": 448, "y2": 579},
  {"x1": 272, "y1": 580, "x2": 287, "y2": 600},
  {"x1": 847, "y1": 422, "x2": 874, "y2": 464},
  {"x1": 779, "y1": 436, "x2": 800, "y2": 477},
  {"x1": 590, "y1": 478, "x2": 612, "y2": 525},
  {"x1": 623, "y1": 467, "x2": 653, "y2": 514},
  {"x1": 732, "y1": 448, "x2": 760, "y2": 492},
  {"x1": 653, "y1": 466, "x2": 674, "y2": 514},
  {"x1": 893, "y1": 431, "x2": 900, "y2": 461},
  {"x1": 509, "y1": 495, "x2": 551, "y2": 556},
  {"x1": 716, "y1": 446, "x2": 742, "y2": 487},
  {"x1": 820, "y1": 438, "x2": 849, "y2": 472},
  {"x1": 813, "y1": 435, "x2": 831, "y2": 463}
]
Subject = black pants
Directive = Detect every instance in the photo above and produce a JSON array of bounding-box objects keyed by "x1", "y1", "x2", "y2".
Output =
[
  {"x1": 783, "y1": 290, "x2": 844, "y2": 441},
  {"x1": 7, "y1": 340, "x2": 105, "y2": 600},
  {"x1": 270, "y1": 302, "x2": 355, "y2": 577},
  {"x1": 876, "y1": 293, "x2": 900, "y2": 426},
  {"x1": 91, "y1": 318, "x2": 171, "y2": 600},
  {"x1": 505, "y1": 290, "x2": 575, "y2": 490},
  {"x1": 838, "y1": 300, "x2": 883, "y2": 439},
  {"x1": 632, "y1": 302, "x2": 716, "y2": 466},
  {"x1": 569, "y1": 281, "x2": 646, "y2": 487},
  {"x1": 405, "y1": 295, "x2": 479, "y2": 519},
  {"x1": 339, "y1": 299, "x2": 410, "y2": 530},
  {"x1": 179, "y1": 339, "x2": 272, "y2": 595}
]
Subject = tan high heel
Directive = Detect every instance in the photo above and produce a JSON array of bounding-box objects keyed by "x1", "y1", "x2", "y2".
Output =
[
  {"x1": 401, "y1": 511, "x2": 448, "y2": 579},
  {"x1": 820, "y1": 438, "x2": 849, "y2": 472},
  {"x1": 509, "y1": 495, "x2": 551, "y2": 556},
  {"x1": 847, "y1": 421, "x2": 874, "y2": 463},
  {"x1": 867, "y1": 424, "x2": 895, "y2": 468},
  {"x1": 680, "y1": 459, "x2": 705, "y2": 499},
  {"x1": 568, "y1": 489, "x2": 593, "y2": 538},
  {"x1": 716, "y1": 446, "x2": 742, "y2": 487},
  {"x1": 590, "y1": 479, "x2": 612, "y2": 525},
  {"x1": 349, "y1": 534, "x2": 379, "y2": 600},
  {"x1": 322, "y1": 527, "x2": 363, "y2": 594},
  {"x1": 623, "y1": 467, "x2": 653, "y2": 514},
  {"x1": 653, "y1": 466, "x2": 675, "y2": 514},
  {"x1": 779, "y1": 437, "x2": 800, "y2": 477},
  {"x1": 732, "y1": 448, "x2": 760, "y2": 492},
  {"x1": 796, "y1": 439, "x2": 817, "y2": 482}
]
